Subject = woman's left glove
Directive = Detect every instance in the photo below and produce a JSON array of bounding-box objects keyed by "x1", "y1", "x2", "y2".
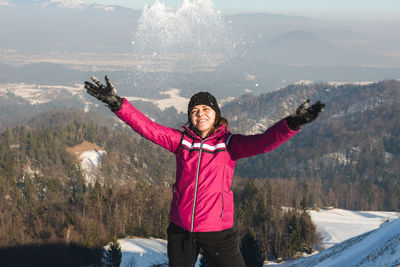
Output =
[
  {"x1": 286, "y1": 99, "x2": 325, "y2": 130},
  {"x1": 84, "y1": 75, "x2": 122, "y2": 111}
]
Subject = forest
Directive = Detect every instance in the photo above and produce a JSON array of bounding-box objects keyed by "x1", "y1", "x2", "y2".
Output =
[
  {"x1": 0, "y1": 121, "x2": 317, "y2": 264},
  {"x1": 230, "y1": 80, "x2": 400, "y2": 211},
  {"x1": 0, "y1": 80, "x2": 399, "y2": 265}
]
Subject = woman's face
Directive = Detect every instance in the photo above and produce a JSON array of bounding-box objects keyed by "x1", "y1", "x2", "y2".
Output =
[{"x1": 190, "y1": 104, "x2": 216, "y2": 138}]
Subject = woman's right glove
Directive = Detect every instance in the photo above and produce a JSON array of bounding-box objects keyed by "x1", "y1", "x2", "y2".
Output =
[
  {"x1": 286, "y1": 99, "x2": 325, "y2": 130},
  {"x1": 84, "y1": 75, "x2": 123, "y2": 111}
]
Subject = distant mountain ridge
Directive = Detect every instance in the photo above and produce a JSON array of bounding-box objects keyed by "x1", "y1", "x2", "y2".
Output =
[
  {"x1": 0, "y1": 0, "x2": 140, "y2": 53},
  {"x1": 1, "y1": 78, "x2": 399, "y2": 210},
  {"x1": 222, "y1": 80, "x2": 400, "y2": 211},
  {"x1": 1, "y1": 0, "x2": 400, "y2": 67},
  {"x1": 2, "y1": 0, "x2": 130, "y2": 11},
  {"x1": 1, "y1": 80, "x2": 399, "y2": 211},
  {"x1": 223, "y1": 79, "x2": 400, "y2": 134}
]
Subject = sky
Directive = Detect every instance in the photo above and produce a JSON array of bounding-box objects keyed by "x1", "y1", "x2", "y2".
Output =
[{"x1": 84, "y1": 0, "x2": 400, "y2": 20}]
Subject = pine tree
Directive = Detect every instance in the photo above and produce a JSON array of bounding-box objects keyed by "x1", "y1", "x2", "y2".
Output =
[
  {"x1": 240, "y1": 231, "x2": 264, "y2": 267},
  {"x1": 104, "y1": 236, "x2": 122, "y2": 267}
]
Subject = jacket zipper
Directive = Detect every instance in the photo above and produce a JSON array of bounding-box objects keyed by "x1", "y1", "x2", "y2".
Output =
[
  {"x1": 191, "y1": 140, "x2": 204, "y2": 232},
  {"x1": 190, "y1": 128, "x2": 224, "y2": 232}
]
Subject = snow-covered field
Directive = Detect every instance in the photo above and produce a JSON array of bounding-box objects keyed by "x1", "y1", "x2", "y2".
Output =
[
  {"x1": 0, "y1": 83, "x2": 84, "y2": 105},
  {"x1": 67, "y1": 141, "x2": 106, "y2": 185},
  {"x1": 275, "y1": 213, "x2": 400, "y2": 267},
  {"x1": 309, "y1": 208, "x2": 400, "y2": 249},
  {"x1": 114, "y1": 209, "x2": 400, "y2": 267},
  {"x1": 125, "y1": 88, "x2": 189, "y2": 114},
  {"x1": 118, "y1": 238, "x2": 169, "y2": 267},
  {"x1": 116, "y1": 238, "x2": 203, "y2": 267}
]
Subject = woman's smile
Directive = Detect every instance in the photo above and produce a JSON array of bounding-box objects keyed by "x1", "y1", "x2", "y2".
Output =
[{"x1": 190, "y1": 104, "x2": 216, "y2": 138}]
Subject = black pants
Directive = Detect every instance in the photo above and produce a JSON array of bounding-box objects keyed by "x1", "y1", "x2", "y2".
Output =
[{"x1": 167, "y1": 223, "x2": 246, "y2": 267}]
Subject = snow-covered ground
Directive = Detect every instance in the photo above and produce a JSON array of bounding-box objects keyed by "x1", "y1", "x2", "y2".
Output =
[
  {"x1": 113, "y1": 208, "x2": 400, "y2": 267},
  {"x1": 273, "y1": 214, "x2": 400, "y2": 267},
  {"x1": 309, "y1": 208, "x2": 400, "y2": 249},
  {"x1": 118, "y1": 238, "x2": 169, "y2": 267},
  {"x1": 117, "y1": 238, "x2": 201, "y2": 267},
  {"x1": 125, "y1": 88, "x2": 189, "y2": 113},
  {"x1": 79, "y1": 150, "x2": 106, "y2": 185},
  {"x1": 0, "y1": 82, "x2": 84, "y2": 105},
  {"x1": 67, "y1": 141, "x2": 106, "y2": 185}
]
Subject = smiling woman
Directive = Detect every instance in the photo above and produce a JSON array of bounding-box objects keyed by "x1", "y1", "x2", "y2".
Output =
[{"x1": 84, "y1": 75, "x2": 324, "y2": 266}]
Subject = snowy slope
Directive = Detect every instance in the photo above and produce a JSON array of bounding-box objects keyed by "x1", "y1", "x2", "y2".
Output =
[
  {"x1": 309, "y1": 209, "x2": 400, "y2": 249},
  {"x1": 0, "y1": 83, "x2": 84, "y2": 105},
  {"x1": 67, "y1": 141, "x2": 106, "y2": 185},
  {"x1": 279, "y1": 217, "x2": 400, "y2": 267},
  {"x1": 116, "y1": 238, "x2": 201, "y2": 267},
  {"x1": 114, "y1": 209, "x2": 399, "y2": 267},
  {"x1": 118, "y1": 238, "x2": 169, "y2": 267},
  {"x1": 79, "y1": 150, "x2": 106, "y2": 185}
]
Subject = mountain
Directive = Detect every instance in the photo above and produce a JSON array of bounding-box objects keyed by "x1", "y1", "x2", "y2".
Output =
[
  {"x1": 3, "y1": 0, "x2": 117, "y2": 10},
  {"x1": 1, "y1": 1, "x2": 399, "y2": 67},
  {"x1": 244, "y1": 29, "x2": 399, "y2": 67},
  {"x1": 222, "y1": 80, "x2": 400, "y2": 211},
  {"x1": 0, "y1": 0, "x2": 140, "y2": 53},
  {"x1": 1, "y1": 1, "x2": 400, "y2": 103},
  {"x1": 1, "y1": 79, "x2": 399, "y2": 263},
  {"x1": 222, "y1": 79, "x2": 400, "y2": 133},
  {"x1": 2, "y1": 78, "x2": 399, "y2": 211},
  {"x1": 227, "y1": 13, "x2": 400, "y2": 68}
]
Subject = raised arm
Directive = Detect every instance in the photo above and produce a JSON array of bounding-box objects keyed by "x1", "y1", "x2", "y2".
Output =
[
  {"x1": 114, "y1": 99, "x2": 182, "y2": 152},
  {"x1": 228, "y1": 100, "x2": 325, "y2": 160},
  {"x1": 228, "y1": 119, "x2": 298, "y2": 160},
  {"x1": 84, "y1": 76, "x2": 182, "y2": 153}
]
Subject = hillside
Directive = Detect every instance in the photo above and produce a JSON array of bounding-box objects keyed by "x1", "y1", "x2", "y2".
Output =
[
  {"x1": 0, "y1": 79, "x2": 399, "y2": 261},
  {"x1": 226, "y1": 80, "x2": 400, "y2": 211},
  {"x1": 108, "y1": 209, "x2": 400, "y2": 267},
  {"x1": 1, "y1": 80, "x2": 399, "y2": 212}
]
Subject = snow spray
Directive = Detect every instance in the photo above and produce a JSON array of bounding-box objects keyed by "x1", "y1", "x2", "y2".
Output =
[{"x1": 128, "y1": 0, "x2": 236, "y2": 95}]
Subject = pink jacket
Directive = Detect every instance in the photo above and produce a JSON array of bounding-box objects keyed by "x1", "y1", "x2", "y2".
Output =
[{"x1": 114, "y1": 98, "x2": 298, "y2": 232}]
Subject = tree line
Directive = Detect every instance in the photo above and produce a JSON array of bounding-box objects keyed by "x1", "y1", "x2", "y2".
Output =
[
  {"x1": 3, "y1": 81, "x2": 400, "y2": 261},
  {"x1": 233, "y1": 80, "x2": 400, "y2": 212},
  {"x1": 0, "y1": 120, "x2": 319, "y2": 264}
]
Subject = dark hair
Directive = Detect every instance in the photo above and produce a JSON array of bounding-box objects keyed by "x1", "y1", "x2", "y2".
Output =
[{"x1": 215, "y1": 114, "x2": 229, "y2": 128}]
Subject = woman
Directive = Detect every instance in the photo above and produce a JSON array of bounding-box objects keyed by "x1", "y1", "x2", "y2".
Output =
[{"x1": 84, "y1": 76, "x2": 324, "y2": 267}]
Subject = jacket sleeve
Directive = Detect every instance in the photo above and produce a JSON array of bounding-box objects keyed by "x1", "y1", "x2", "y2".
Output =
[
  {"x1": 227, "y1": 118, "x2": 299, "y2": 161},
  {"x1": 113, "y1": 98, "x2": 182, "y2": 153}
]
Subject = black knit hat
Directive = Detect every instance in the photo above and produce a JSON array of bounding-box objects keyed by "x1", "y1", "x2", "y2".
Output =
[{"x1": 188, "y1": 92, "x2": 221, "y2": 119}]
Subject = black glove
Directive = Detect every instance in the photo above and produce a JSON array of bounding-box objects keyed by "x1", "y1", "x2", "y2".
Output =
[
  {"x1": 84, "y1": 76, "x2": 122, "y2": 111},
  {"x1": 286, "y1": 99, "x2": 325, "y2": 130}
]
